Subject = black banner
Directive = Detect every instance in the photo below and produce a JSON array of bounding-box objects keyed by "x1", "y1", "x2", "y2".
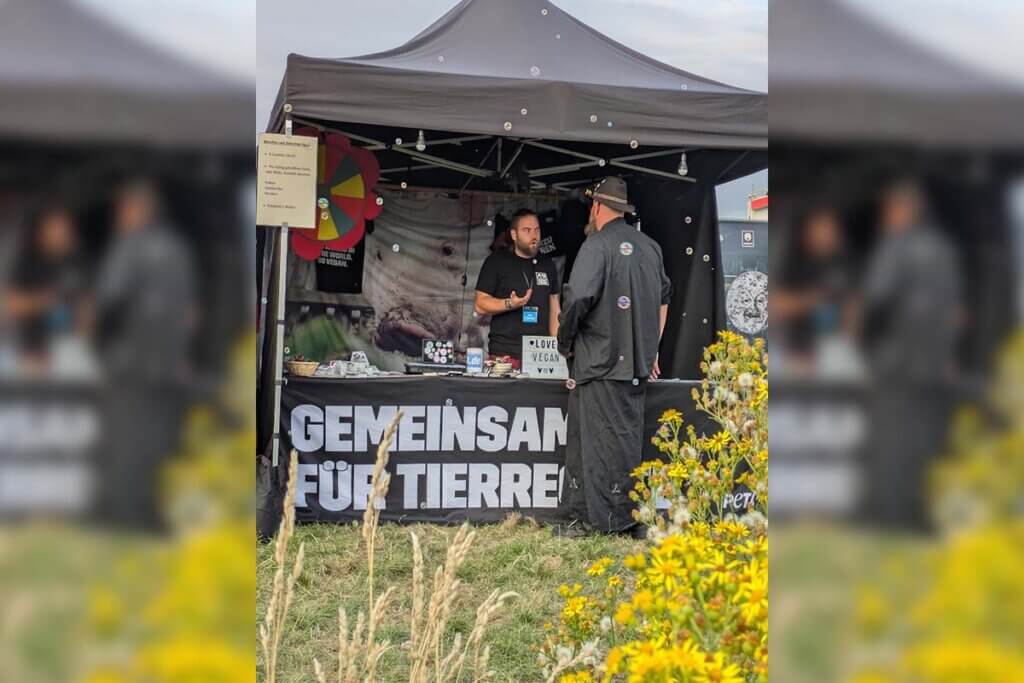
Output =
[
  {"x1": 280, "y1": 376, "x2": 708, "y2": 524},
  {"x1": 0, "y1": 382, "x2": 100, "y2": 517}
]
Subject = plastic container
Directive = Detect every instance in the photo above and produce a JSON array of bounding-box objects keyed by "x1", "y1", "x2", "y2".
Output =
[{"x1": 466, "y1": 347, "x2": 484, "y2": 374}]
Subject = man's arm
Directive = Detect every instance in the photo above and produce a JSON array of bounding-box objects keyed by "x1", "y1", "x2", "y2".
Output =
[
  {"x1": 549, "y1": 294, "x2": 561, "y2": 337},
  {"x1": 557, "y1": 242, "x2": 604, "y2": 357},
  {"x1": 651, "y1": 259, "x2": 673, "y2": 379},
  {"x1": 474, "y1": 289, "x2": 532, "y2": 316},
  {"x1": 650, "y1": 303, "x2": 668, "y2": 379},
  {"x1": 4, "y1": 289, "x2": 54, "y2": 318}
]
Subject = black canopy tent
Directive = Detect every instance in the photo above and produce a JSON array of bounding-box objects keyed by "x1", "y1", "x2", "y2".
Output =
[
  {"x1": 771, "y1": 0, "x2": 1024, "y2": 374},
  {"x1": 258, "y1": 0, "x2": 766, "y2": 470},
  {"x1": 267, "y1": 0, "x2": 765, "y2": 150},
  {"x1": 0, "y1": 0, "x2": 254, "y2": 377},
  {"x1": 0, "y1": 0, "x2": 252, "y2": 147},
  {"x1": 771, "y1": 0, "x2": 1024, "y2": 148}
]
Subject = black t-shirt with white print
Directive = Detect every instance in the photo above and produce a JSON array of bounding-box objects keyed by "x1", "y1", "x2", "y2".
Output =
[{"x1": 475, "y1": 250, "x2": 560, "y2": 359}]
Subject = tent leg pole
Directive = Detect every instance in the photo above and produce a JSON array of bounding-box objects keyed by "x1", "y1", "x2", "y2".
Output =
[
  {"x1": 270, "y1": 223, "x2": 289, "y2": 467},
  {"x1": 271, "y1": 112, "x2": 294, "y2": 469}
]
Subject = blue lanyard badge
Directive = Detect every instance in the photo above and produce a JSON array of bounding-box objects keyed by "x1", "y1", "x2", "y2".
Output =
[{"x1": 522, "y1": 306, "x2": 539, "y2": 324}]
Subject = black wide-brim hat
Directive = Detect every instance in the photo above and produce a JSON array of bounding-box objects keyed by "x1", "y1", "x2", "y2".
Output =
[{"x1": 585, "y1": 176, "x2": 635, "y2": 213}]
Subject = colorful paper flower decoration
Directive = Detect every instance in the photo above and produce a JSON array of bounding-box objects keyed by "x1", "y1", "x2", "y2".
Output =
[{"x1": 291, "y1": 128, "x2": 383, "y2": 260}]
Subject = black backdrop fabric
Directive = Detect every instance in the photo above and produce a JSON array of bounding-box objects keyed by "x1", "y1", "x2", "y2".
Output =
[
  {"x1": 633, "y1": 151, "x2": 768, "y2": 378},
  {"x1": 277, "y1": 376, "x2": 719, "y2": 525}
]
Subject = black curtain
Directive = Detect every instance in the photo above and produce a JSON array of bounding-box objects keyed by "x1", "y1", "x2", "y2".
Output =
[{"x1": 633, "y1": 151, "x2": 766, "y2": 378}]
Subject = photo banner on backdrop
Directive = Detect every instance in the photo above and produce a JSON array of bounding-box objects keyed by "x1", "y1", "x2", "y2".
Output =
[
  {"x1": 285, "y1": 191, "x2": 563, "y2": 371},
  {"x1": 278, "y1": 376, "x2": 755, "y2": 525}
]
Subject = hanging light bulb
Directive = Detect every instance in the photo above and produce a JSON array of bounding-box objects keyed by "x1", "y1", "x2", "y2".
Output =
[
  {"x1": 415, "y1": 130, "x2": 427, "y2": 152},
  {"x1": 677, "y1": 152, "x2": 688, "y2": 176}
]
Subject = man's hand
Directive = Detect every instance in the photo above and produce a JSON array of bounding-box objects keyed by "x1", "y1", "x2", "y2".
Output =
[
  {"x1": 508, "y1": 288, "x2": 533, "y2": 309},
  {"x1": 649, "y1": 354, "x2": 661, "y2": 380}
]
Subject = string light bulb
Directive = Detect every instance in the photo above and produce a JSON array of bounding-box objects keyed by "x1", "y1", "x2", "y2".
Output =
[
  {"x1": 677, "y1": 152, "x2": 688, "y2": 176},
  {"x1": 415, "y1": 130, "x2": 427, "y2": 152}
]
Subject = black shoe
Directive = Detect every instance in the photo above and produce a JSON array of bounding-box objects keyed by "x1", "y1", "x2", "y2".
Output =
[
  {"x1": 627, "y1": 524, "x2": 648, "y2": 540},
  {"x1": 551, "y1": 520, "x2": 593, "y2": 539}
]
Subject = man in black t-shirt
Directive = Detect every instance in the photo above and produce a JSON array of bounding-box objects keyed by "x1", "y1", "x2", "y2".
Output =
[{"x1": 474, "y1": 209, "x2": 561, "y2": 363}]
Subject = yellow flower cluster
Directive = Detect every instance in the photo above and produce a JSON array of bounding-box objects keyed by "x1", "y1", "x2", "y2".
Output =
[
  {"x1": 544, "y1": 524, "x2": 767, "y2": 682},
  {"x1": 848, "y1": 331, "x2": 1024, "y2": 683},
  {"x1": 635, "y1": 332, "x2": 768, "y2": 534},
  {"x1": 83, "y1": 338, "x2": 257, "y2": 682},
  {"x1": 541, "y1": 333, "x2": 768, "y2": 682}
]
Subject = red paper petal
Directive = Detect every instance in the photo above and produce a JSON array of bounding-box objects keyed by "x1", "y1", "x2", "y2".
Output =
[
  {"x1": 290, "y1": 231, "x2": 327, "y2": 260},
  {"x1": 324, "y1": 133, "x2": 352, "y2": 153},
  {"x1": 364, "y1": 193, "x2": 383, "y2": 220},
  {"x1": 348, "y1": 145, "x2": 381, "y2": 188}
]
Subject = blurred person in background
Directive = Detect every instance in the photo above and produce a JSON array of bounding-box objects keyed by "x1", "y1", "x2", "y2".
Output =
[
  {"x1": 93, "y1": 178, "x2": 198, "y2": 531},
  {"x1": 859, "y1": 178, "x2": 964, "y2": 531},
  {"x1": 861, "y1": 178, "x2": 963, "y2": 383},
  {"x1": 2, "y1": 202, "x2": 87, "y2": 375},
  {"x1": 775, "y1": 204, "x2": 854, "y2": 375}
]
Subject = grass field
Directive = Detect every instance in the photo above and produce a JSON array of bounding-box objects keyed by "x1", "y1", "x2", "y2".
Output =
[
  {"x1": 770, "y1": 522, "x2": 930, "y2": 683},
  {"x1": 256, "y1": 516, "x2": 645, "y2": 682},
  {"x1": 0, "y1": 524, "x2": 158, "y2": 683}
]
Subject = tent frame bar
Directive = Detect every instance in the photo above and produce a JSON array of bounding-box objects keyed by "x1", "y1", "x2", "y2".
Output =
[
  {"x1": 290, "y1": 114, "x2": 698, "y2": 186},
  {"x1": 367, "y1": 134, "x2": 491, "y2": 151},
  {"x1": 610, "y1": 159, "x2": 696, "y2": 183}
]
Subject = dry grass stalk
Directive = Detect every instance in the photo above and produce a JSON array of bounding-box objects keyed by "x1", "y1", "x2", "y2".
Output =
[
  {"x1": 500, "y1": 512, "x2": 521, "y2": 529},
  {"x1": 542, "y1": 641, "x2": 599, "y2": 683},
  {"x1": 362, "y1": 415, "x2": 400, "y2": 610},
  {"x1": 259, "y1": 450, "x2": 305, "y2": 683},
  {"x1": 408, "y1": 523, "x2": 476, "y2": 682},
  {"x1": 451, "y1": 589, "x2": 518, "y2": 682},
  {"x1": 307, "y1": 412, "x2": 517, "y2": 683},
  {"x1": 409, "y1": 531, "x2": 425, "y2": 656}
]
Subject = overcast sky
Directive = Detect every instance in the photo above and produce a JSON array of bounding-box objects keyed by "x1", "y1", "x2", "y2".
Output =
[{"x1": 75, "y1": 0, "x2": 1022, "y2": 216}]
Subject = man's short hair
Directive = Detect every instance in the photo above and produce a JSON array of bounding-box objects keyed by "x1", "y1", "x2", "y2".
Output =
[{"x1": 510, "y1": 208, "x2": 538, "y2": 231}]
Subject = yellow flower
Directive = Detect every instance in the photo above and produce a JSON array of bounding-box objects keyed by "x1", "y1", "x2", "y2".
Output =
[
  {"x1": 588, "y1": 557, "x2": 613, "y2": 577},
  {"x1": 667, "y1": 639, "x2": 706, "y2": 672},
  {"x1": 667, "y1": 462, "x2": 689, "y2": 480},
  {"x1": 632, "y1": 589, "x2": 654, "y2": 613},
  {"x1": 706, "y1": 431, "x2": 731, "y2": 454},
  {"x1": 614, "y1": 602, "x2": 635, "y2": 625},
  {"x1": 623, "y1": 553, "x2": 647, "y2": 571},
  {"x1": 699, "y1": 549, "x2": 741, "y2": 588},
  {"x1": 696, "y1": 651, "x2": 744, "y2": 683},
  {"x1": 607, "y1": 575, "x2": 623, "y2": 590},
  {"x1": 734, "y1": 573, "x2": 768, "y2": 623},
  {"x1": 646, "y1": 549, "x2": 684, "y2": 594},
  {"x1": 631, "y1": 459, "x2": 664, "y2": 478},
  {"x1": 562, "y1": 596, "x2": 588, "y2": 620},
  {"x1": 605, "y1": 646, "x2": 625, "y2": 675}
]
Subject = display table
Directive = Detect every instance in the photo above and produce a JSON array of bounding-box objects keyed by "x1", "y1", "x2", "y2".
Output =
[{"x1": 280, "y1": 375, "x2": 706, "y2": 524}]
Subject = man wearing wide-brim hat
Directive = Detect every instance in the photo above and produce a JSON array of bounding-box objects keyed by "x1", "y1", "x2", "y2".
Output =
[{"x1": 556, "y1": 177, "x2": 672, "y2": 538}]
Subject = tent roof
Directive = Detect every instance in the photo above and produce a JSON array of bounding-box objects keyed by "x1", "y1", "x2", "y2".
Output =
[
  {"x1": 771, "y1": 0, "x2": 1024, "y2": 147},
  {"x1": 0, "y1": 0, "x2": 252, "y2": 147},
  {"x1": 269, "y1": 0, "x2": 765, "y2": 150}
]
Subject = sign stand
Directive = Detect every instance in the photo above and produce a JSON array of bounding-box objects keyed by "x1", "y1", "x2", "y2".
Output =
[{"x1": 270, "y1": 113, "x2": 293, "y2": 467}]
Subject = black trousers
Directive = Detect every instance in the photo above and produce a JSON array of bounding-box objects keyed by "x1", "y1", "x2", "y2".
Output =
[{"x1": 563, "y1": 379, "x2": 646, "y2": 532}]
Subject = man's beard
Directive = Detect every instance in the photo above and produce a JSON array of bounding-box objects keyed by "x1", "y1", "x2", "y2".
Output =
[
  {"x1": 584, "y1": 217, "x2": 597, "y2": 237},
  {"x1": 515, "y1": 239, "x2": 539, "y2": 257}
]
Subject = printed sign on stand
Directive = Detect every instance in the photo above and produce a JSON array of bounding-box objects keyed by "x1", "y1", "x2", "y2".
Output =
[
  {"x1": 256, "y1": 133, "x2": 317, "y2": 227},
  {"x1": 521, "y1": 336, "x2": 569, "y2": 379}
]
